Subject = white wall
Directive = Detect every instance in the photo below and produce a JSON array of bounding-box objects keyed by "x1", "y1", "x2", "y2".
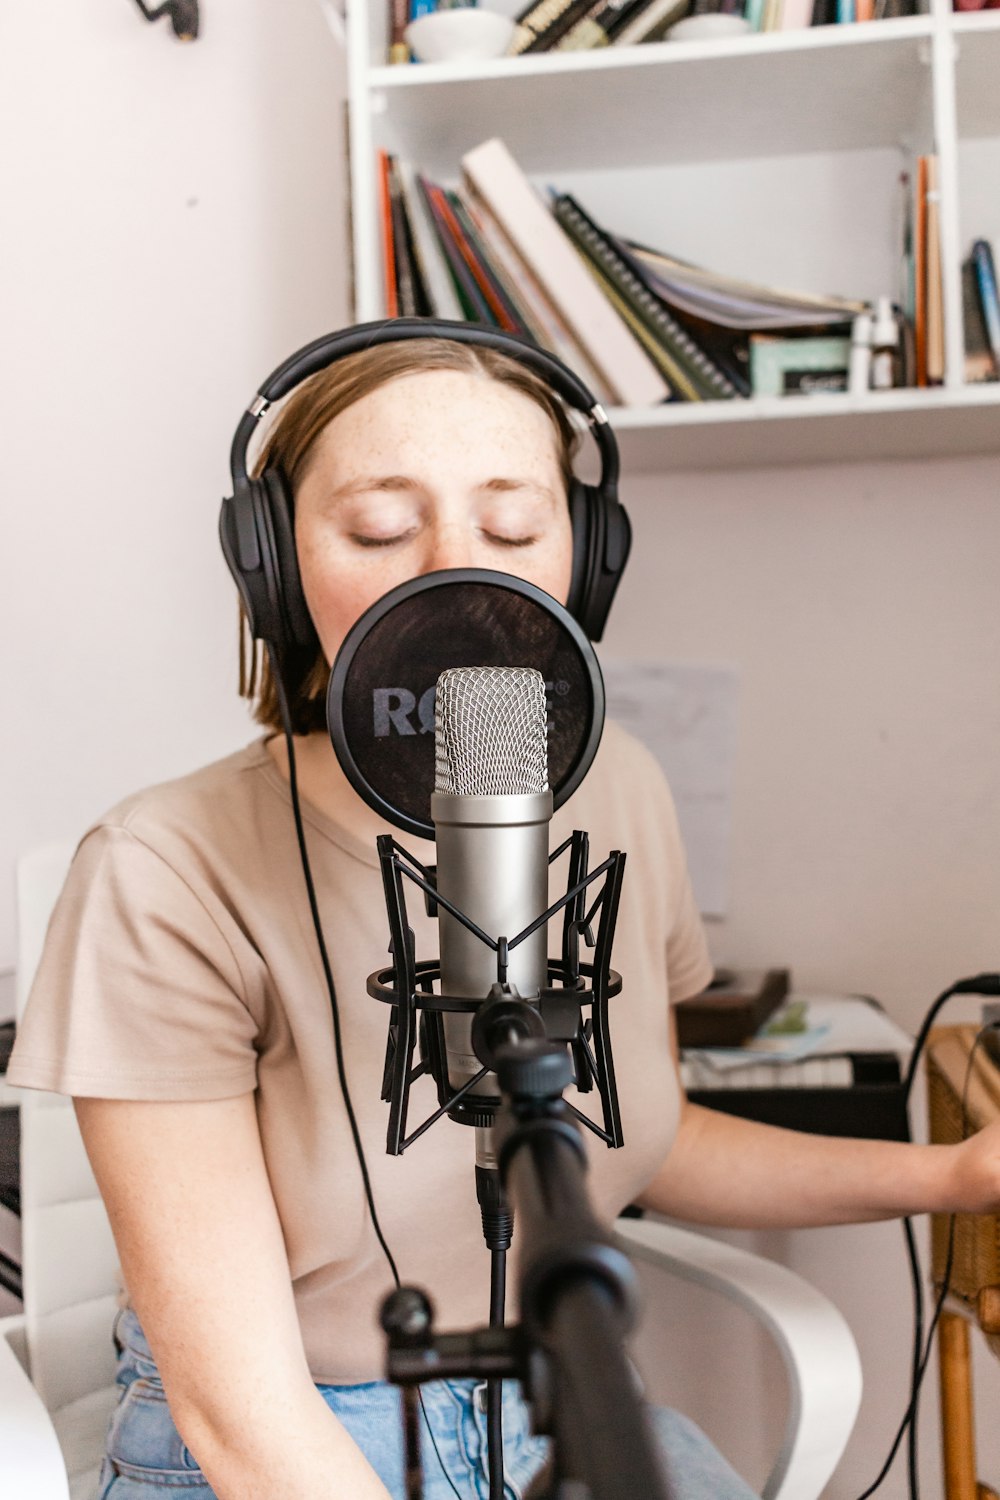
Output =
[
  {"x1": 5, "y1": 4, "x2": 1000, "y2": 1497},
  {"x1": 1, "y1": 0, "x2": 349, "y2": 1012},
  {"x1": 606, "y1": 458, "x2": 1000, "y2": 1500}
]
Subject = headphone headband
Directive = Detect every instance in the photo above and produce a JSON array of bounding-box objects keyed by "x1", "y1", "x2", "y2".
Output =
[
  {"x1": 221, "y1": 318, "x2": 631, "y2": 660},
  {"x1": 229, "y1": 318, "x2": 620, "y2": 504}
]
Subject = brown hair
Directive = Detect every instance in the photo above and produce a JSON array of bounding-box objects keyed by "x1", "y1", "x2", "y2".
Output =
[{"x1": 240, "y1": 337, "x2": 580, "y2": 735}]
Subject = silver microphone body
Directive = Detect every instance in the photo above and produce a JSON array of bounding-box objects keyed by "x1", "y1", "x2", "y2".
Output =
[
  {"x1": 432, "y1": 788, "x2": 553, "y2": 1098},
  {"x1": 431, "y1": 666, "x2": 553, "y2": 1102}
]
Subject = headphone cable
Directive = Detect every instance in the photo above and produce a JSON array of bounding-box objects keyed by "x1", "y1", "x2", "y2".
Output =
[{"x1": 270, "y1": 647, "x2": 466, "y2": 1500}]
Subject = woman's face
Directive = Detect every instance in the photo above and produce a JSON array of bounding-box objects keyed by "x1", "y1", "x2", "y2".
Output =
[{"x1": 294, "y1": 369, "x2": 574, "y2": 665}]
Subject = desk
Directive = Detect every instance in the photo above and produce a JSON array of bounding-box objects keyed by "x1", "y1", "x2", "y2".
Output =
[
  {"x1": 683, "y1": 994, "x2": 912, "y2": 1142},
  {"x1": 927, "y1": 1026, "x2": 1000, "y2": 1500}
]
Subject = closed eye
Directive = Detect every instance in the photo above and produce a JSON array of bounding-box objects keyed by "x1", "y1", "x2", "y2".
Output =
[
  {"x1": 348, "y1": 530, "x2": 417, "y2": 548},
  {"x1": 483, "y1": 532, "x2": 538, "y2": 548}
]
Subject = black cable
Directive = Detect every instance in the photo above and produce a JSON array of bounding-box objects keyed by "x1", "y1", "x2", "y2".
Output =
[
  {"x1": 272, "y1": 656, "x2": 401, "y2": 1290},
  {"x1": 270, "y1": 648, "x2": 467, "y2": 1500},
  {"x1": 893, "y1": 978, "x2": 1000, "y2": 1500},
  {"x1": 855, "y1": 1001, "x2": 999, "y2": 1500},
  {"x1": 904, "y1": 1216, "x2": 922, "y2": 1500},
  {"x1": 488, "y1": 1249, "x2": 507, "y2": 1500}
]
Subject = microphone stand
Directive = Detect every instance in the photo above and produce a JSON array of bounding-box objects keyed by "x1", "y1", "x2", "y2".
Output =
[
  {"x1": 370, "y1": 830, "x2": 637, "y2": 1499},
  {"x1": 381, "y1": 1032, "x2": 672, "y2": 1500}
]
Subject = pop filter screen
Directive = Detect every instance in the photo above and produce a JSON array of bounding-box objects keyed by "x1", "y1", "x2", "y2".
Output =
[{"x1": 327, "y1": 570, "x2": 604, "y2": 839}]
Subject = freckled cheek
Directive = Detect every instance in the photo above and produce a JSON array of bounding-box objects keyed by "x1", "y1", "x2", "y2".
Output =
[{"x1": 296, "y1": 539, "x2": 367, "y2": 661}]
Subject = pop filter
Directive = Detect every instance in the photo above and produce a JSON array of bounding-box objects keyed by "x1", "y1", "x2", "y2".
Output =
[{"x1": 327, "y1": 569, "x2": 605, "y2": 839}]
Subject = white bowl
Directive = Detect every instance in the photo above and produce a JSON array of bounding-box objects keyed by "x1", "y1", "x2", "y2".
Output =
[
  {"x1": 404, "y1": 8, "x2": 516, "y2": 63},
  {"x1": 667, "y1": 13, "x2": 753, "y2": 39}
]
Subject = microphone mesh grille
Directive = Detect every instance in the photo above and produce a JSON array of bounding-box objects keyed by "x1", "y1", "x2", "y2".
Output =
[{"x1": 435, "y1": 666, "x2": 549, "y2": 796}]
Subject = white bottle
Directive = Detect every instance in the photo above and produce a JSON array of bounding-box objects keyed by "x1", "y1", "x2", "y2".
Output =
[
  {"x1": 849, "y1": 312, "x2": 873, "y2": 396},
  {"x1": 870, "y1": 297, "x2": 899, "y2": 390}
]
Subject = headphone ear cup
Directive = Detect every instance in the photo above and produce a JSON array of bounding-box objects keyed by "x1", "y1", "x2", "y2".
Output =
[
  {"x1": 219, "y1": 479, "x2": 282, "y2": 645},
  {"x1": 566, "y1": 481, "x2": 631, "y2": 642},
  {"x1": 262, "y1": 468, "x2": 317, "y2": 650},
  {"x1": 566, "y1": 479, "x2": 593, "y2": 631}
]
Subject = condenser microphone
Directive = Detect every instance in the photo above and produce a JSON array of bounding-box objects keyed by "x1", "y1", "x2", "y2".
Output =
[
  {"x1": 431, "y1": 666, "x2": 553, "y2": 1101},
  {"x1": 354, "y1": 575, "x2": 628, "y2": 1159}
]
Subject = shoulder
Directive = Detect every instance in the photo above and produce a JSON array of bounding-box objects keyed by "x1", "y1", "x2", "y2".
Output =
[
  {"x1": 592, "y1": 717, "x2": 668, "y2": 786},
  {"x1": 97, "y1": 740, "x2": 273, "y2": 834},
  {"x1": 574, "y1": 717, "x2": 678, "y2": 823},
  {"x1": 81, "y1": 740, "x2": 280, "y2": 869},
  {"x1": 556, "y1": 717, "x2": 682, "y2": 858},
  {"x1": 54, "y1": 739, "x2": 293, "y2": 961}
]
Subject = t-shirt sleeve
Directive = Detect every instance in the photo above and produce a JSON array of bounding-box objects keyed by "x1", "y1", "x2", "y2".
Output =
[
  {"x1": 8, "y1": 825, "x2": 259, "y2": 1100},
  {"x1": 641, "y1": 744, "x2": 713, "y2": 1006},
  {"x1": 666, "y1": 864, "x2": 713, "y2": 1005}
]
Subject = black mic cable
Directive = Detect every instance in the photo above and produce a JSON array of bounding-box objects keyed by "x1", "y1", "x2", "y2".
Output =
[{"x1": 269, "y1": 645, "x2": 466, "y2": 1500}]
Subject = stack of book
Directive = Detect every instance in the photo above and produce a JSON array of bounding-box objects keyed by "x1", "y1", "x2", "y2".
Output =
[
  {"x1": 377, "y1": 137, "x2": 873, "y2": 406},
  {"x1": 389, "y1": 0, "x2": 923, "y2": 61},
  {"x1": 506, "y1": 0, "x2": 922, "y2": 49}
]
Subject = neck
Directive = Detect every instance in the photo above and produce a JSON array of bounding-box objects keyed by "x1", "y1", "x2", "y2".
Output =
[{"x1": 265, "y1": 730, "x2": 392, "y2": 852}]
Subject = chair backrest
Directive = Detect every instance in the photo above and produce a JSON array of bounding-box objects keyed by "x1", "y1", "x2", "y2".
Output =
[{"x1": 15, "y1": 842, "x2": 120, "y2": 1419}]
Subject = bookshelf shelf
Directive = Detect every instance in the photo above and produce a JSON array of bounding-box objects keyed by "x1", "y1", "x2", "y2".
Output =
[
  {"x1": 367, "y1": 24, "x2": 934, "y2": 173},
  {"x1": 606, "y1": 385, "x2": 1000, "y2": 471},
  {"x1": 346, "y1": 0, "x2": 1000, "y2": 470}
]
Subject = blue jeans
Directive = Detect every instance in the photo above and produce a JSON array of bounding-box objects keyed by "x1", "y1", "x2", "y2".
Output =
[{"x1": 96, "y1": 1308, "x2": 757, "y2": 1499}]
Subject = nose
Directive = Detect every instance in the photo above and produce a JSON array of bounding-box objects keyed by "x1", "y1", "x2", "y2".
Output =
[{"x1": 422, "y1": 522, "x2": 474, "y2": 575}]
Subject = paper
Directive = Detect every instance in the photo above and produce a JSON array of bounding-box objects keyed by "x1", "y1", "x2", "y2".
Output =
[
  {"x1": 601, "y1": 659, "x2": 740, "y2": 917},
  {"x1": 695, "y1": 1027, "x2": 834, "y2": 1072},
  {"x1": 683, "y1": 994, "x2": 913, "y2": 1074}
]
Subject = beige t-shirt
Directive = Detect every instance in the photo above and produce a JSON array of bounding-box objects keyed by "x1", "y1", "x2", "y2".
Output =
[{"x1": 10, "y1": 722, "x2": 711, "y2": 1381}]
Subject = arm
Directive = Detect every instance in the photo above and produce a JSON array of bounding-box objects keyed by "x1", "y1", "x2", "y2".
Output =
[
  {"x1": 75, "y1": 1094, "x2": 392, "y2": 1500},
  {"x1": 636, "y1": 1017, "x2": 1000, "y2": 1229}
]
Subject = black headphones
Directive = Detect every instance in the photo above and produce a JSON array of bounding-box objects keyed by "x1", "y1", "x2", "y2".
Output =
[{"x1": 219, "y1": 318, "x2": 632, "y2": 666}]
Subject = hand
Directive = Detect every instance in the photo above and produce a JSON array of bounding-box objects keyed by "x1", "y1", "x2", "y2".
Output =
[{"x1": 946, "y1": 1118, "x2": 1000, "y2": 1215}]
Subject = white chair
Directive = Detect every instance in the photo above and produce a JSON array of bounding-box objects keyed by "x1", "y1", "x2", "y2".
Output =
[
  {"x1": 0, "y1": 841, "x2": 862, "y2": 1500},
  {"x1": 1, "y1": 841, "x2": 120, "y2": 1500}
]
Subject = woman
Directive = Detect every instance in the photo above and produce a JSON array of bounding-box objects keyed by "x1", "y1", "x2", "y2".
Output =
[{"x1": 10, "y1": 330, "x2": 1000, "y2": 1500}]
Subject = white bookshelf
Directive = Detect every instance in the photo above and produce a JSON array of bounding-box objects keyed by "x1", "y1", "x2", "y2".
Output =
[{"x1": 343, "y1": 0, "x2": 1000, "y2": 471}]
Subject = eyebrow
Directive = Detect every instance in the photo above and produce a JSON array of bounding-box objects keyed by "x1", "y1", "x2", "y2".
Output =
[{"x1": 328, "y1": 475, "x2": 560, "y2": 503}]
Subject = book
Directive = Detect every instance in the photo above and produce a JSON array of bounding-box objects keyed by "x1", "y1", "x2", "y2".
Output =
[
  {"x1": 749, "y1": 333, "x2": 851, "y2": 396},
  {"x1": 618, "y1": 237, "x2": 864, "y2": 330},
  {"x1": 509, "y1": 0, "x2": 594, "y2": 51},
  {"x1": 780, "y1": 0, "x2": 814, "y2": 22},
  {"x1": 417, "y1": 175, "x2": 495, "y2": 324},
  {"x1": 376, "y1": 149, "x2": 398, "y2": 318},
  {"x1": 551, "y1": 192, "x2": 742, "y2": 399},
  {"x1": 610, "y1": 0, "x2": 691, "y2": 40},
  {"x1": 388, "y1": 0, "x2": 410, "y2": 62},
  {"x1": 460, "y1": 138, "x2": 670, "y2": 407},
  {"x1": 396, "y1": 158, "x2": 464, "y2": 320},
  {"x1": 559, "y1": 0, "x2": 660, "y2": 47},
  {"x1": 971, "y1": 238, "x2": 1000, "y2": 378},
  {"x1": 462, "y1": 182, "x2": 616, "y2": 401},
  {"x1": 924, "y1": 154, "x2": 945, "y2": 383},
  {"x1": 447, "y1": 188, "x2": 543, "y2": 335},
  {"x1": 914, "y1": 156, "x2": 928, "y2": 385},
  {"x1": 961, "y1": 255, "x2": 997, "y2": 383},
  {"x1": 386, "y1": 156, "x2": 425, "y2": 317}
]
